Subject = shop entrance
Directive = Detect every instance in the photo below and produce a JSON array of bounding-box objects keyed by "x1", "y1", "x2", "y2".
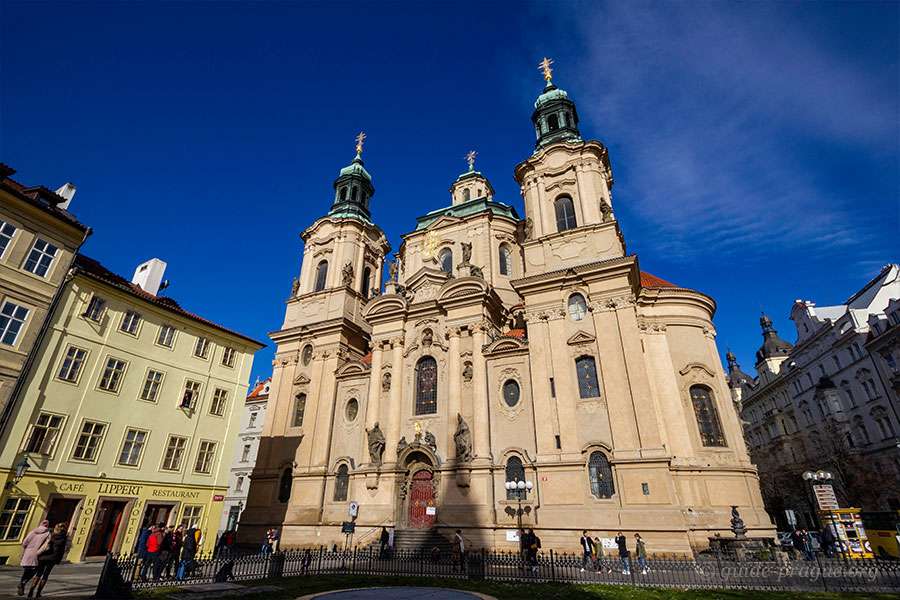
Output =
[
  {"x1": 141, "y1": 503, "x2": 173, "y2": 527},
  {"x1": 85, "y1": 501, "x2": 127, "y2": 557},
  {"x1": 45, "y1": 498, "x2": 80, "y2": 530}
]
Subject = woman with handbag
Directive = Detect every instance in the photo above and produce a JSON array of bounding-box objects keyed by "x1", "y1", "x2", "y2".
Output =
[
  {"x1": 29, "y1": 523, "x2": 67, "y2": 597},
  {"x1": 17, "y1": 520, "x2": 50, "y2": 596}
]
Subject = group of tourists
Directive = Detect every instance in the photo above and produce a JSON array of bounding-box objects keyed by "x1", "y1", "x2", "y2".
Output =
[
  {"x1": 261, "y1": 527, "x2": 280, "y2": 554},
  {"x1": 17, "y1": 520, "x2": 66, "y2": 597},
  {"x1": 789, "y1": 527, "x2": 837, "y2": 560},
  {"x1": 580, "y1": 531, "x2": 648, "y2": 575},
  {"x1": 134, "y1": 521, "x2": 203, "y2": 581}
]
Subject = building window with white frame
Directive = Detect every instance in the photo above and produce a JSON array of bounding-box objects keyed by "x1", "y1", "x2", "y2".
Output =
[
  {"x1": 22, "y1": 238, "x2": 59, "y2": 277},
  {"x1": 0, "y1": 301, "x2": 29, "y2": 346},
  {"x1": 180, "y1": 505, "x2": 202, "y2": 527},
  {"x1": 499, "y1": 244, "x2": 512, "y2": 276},
  {"x1": 249, "y1": 412, "x2": 258, "y2": 428},
  {"x1": 210, "y1": 388, "x2": 228, "y2": 416},
  {"x1": 57, "y1": 346, "x2": 87, "y2": 382},
  {"x1": 98, "y1": 357, "x2": 127, "y2": 392},
  {"x1": 222, "y1": 347, "x2": 236, "y2": 368},
  {"x1": 235, "y1": 475, "x2": 244, "y2": 492},
  {"x1": 161, "y1": 435, "x2": 187, "y2": 471},
  {"x1": 23, "y1": 413, "x2": 64, "y2": 455},
  {"x1": 0, "y1": 219, "x2": 18, "y2": 259},
  {"x1": 0, "y1": 498, "x2": 33, "y2": 540},
  {"x1": 194, "y1": 440, "x2": 216, "y2": 474},
  {"x1": 83, "y1": 296, "x2": 105, "y2": 321},
  {"x1": 120, "y1": 311, "x2": 141, "y2": 335},
  {"x1": 72, "y1": 421, "x2": 106, "y2": 461},
  {"x1": 157, "y1": 324, "x2": 175, "y2": 347},
  {"x1": 194, "y1": 336, "x2": 210, "y2": 359},
  {"x1": 118, "y1": 428, "x2": 147, "y2": 466},
  {"x1": 181, "y1": 380, "x2": 202, "y2": 409},
  {"x1": 241, "y1": 444, "x2": 251, "y2": 462},
  {"x1": 140, "y1": 369, "x2": 164, "y2": 402}
]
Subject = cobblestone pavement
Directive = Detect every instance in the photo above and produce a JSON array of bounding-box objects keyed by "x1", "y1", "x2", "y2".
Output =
[{"x1": 0, "y1": 561, "x2": 103, "y2": 598}]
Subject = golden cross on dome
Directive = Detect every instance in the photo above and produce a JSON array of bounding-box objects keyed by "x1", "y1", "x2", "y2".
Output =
[
  {"x1": 539, "y1": 57, "x2": 554, "y2": 82},
  {"x1": 465, "y1": 150, "x2": 477, "y2": 168},
  {"x1": 355, "y1": 132, "x2": 366, "y2": 154}
]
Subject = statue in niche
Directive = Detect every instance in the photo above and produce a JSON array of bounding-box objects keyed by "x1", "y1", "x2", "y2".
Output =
[
  {"x1": 523, "y1": 216, "x2": 533, "y2": 241},
  {"x1": 291, "y1": 277, "x2": 300, "y2": 296},
  {"x1": 460, "y1": 242, "x2": 472, "y2": 265},
  {"x1": 469, "y1": 264, "x2": 484, "y2": 279},
  {"x1": 341, "y1": 262, "x2": 354, "y2": 286},
  {"x1": 388, "y1": 259, "x2": 398, "y2": 282},
  {"x1": 367, "y1": 422, "x2": 385, "y2": 466},
  {"x1": 462, "y1": 362, "x2": 473, "y2": 382},
  {"x1": 600, "y1": 199, "x2": 614, "y2": 222},
  {"x1": 423, "y1": 430, "x2": 437, "y2": 453},
  {"x1": 381, "y1": 372, "x2": 391, "y2": 393},
  {"x1": 397, "y1": 436, "x2": 408, "y2": 455},
  {"x1": 454, "y1": 413, "x2": 472, "y2": 462},
  {"x1": 422, "y1": 329, "x2": 433, "y2": 347}
]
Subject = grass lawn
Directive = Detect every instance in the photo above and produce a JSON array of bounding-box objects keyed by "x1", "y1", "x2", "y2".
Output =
[{"x1": 133, "y1": 574, "x2": 899, "y2": 600}]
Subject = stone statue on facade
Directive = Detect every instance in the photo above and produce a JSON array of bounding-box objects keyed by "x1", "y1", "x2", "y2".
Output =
[
  {"x1": 469, "y1": 264, "x2": 484, "y2": 279},
  {"x1": 422, "y1": 329, "x2": 433, "y2": 346},
  {"x1": 397, "y1": 436, "x2": 408, "y2": 455},
  {"x1": 342, "y1": 262, "x2": 354, "y2": 287},
  {"x1": 381, "y1": 372, "x2": 391, "y2": 393},
  {"x1": 424, "y1": 430, "x2": 437, "y2": 453},
  {"x1": 461, "y1": 242, "x2": 472, "y2": 265},
  {"x1": 291, "y1": 277, "x2": 300, "y2": 296},
  {"x1": 462, "y1": 362, "x2": 473, "y2": 382},
  {"x1": 730, "y1": 505, "x2": 747, "y2": 539},
  {"x1": 600, "y1": 199, "x2": 614, "y2": 222},
  {"x1": 367, "y1": 422, "x2": 385, "y2": 466},
  {"x1": 523, "y1": 216, "x2": 533, "y2": 241},
  {"x1": 454, "y1": 413, "x2": 472, "y2": 462},
  {"x1": 388, "y1": 259, "x2": 398, "y2": 282}
]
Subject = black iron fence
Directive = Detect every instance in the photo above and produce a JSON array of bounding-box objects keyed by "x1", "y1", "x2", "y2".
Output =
[{"x1": 95, "y1": 546, "x2": 900, "y2": 598}]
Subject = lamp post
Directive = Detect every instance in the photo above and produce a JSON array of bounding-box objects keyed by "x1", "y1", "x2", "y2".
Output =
[
  {"x1": 802, "y1": 469, "x2": 838, "y2": 555},
  {"x1": 5, "y1": 457, "x2": 30, "y2": 489},
  {"x1": 504, "y1": 476, "x2": 533, "y2": 550}
]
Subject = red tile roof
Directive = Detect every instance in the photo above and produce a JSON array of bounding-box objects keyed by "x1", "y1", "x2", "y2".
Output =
[
  {"x1": 247, "y1": 377, "x2": 272, "y2": 400},
  {"x1": 1, "y1": 166, "x2": 89, "y2": 232},
  {"x1": 360, "y1": 353, "x2": 373, "y2": 365},
  {"x1": 640, "y1": 271, "x2": 677, "y2": 288},
  {"x1": 74, "y1": 254, "x2": 265, "y2": 347},
  {"x1": 500, "y1": 328, "x2": 526, "y2": 340}
]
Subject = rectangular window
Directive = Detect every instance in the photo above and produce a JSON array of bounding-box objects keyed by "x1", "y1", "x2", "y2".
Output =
[
  {"x1": 222, "y1": 347, "x2": 236, "y2": 368},
  {"x1": 57, "y1": 346, "x2": 87, "y2": 382},
  {"x1": 575, "y1": 356, "x2": 601, "y2": 398},
  {"x1": 23, "y1": 413, "x2": 64, "y2": 455},
  {"x1": 210, "y1": 388, "x2": 228, "y2": 416},
  {"x1": 157, "y1": 324, "x2": 175, "y2": 347},
  {"x1": 72, "y1": 421, "x2": 105, "y2": 461},
  {"x1": 161, "y1": 435, "x2": 187, "y2": 471},
  {"x1": 194, "y1": 440, "x2": 216, "y2": 474},
  {"x1": 180, "y1": 505, "x2": 202, "y2": 528},
  {"x1": 0, "y1": 301, "x2": 30, "y2": 346},
  {"x1": 181, "y1": 380, "x2": 202, "y2": 409},
  {"x1": 0, "y1": 498, "x2": 33, "y2": 540},
  {"x1": 120, "y1": 311, "x2": 141, "y2": 335},
  {"x1": 235, "y1": 476, "x2": 244, "y2": 492},
  {"x1": 83, "y1": 296, "x2": 105, "y2": 321},
  {"x1": 194, "y1": 337, "x2": 210, "y2": 359},
  {"x1": 98, "y1": 357, "x2": 127, "y2": 392},
  {"x1": 241, "y1": 444, "x2": 251, "y2": 462},
  {"x1": 22, "y1": 238, "x2": 59, "y2": 277},
  {"x1": 140, "y1": 370, "x2": 164, "y2": 402},
  {"x1": 0, "y1": 219, "x2": 18, "y2": 259},
  {"x1": 886, "y1": 354, "x2": 899, "y2": 375},
  {"x1": 293, "y1": 394, "x2": 306, "y2": 427},
  {"x1": 118, "y1": 428, "x2": 147, "y2": 466},
  {"x1": 248, "y1": 412, "x2": 258, "y2": 428}
]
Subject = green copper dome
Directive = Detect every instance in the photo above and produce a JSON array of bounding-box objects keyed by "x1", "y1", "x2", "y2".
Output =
[
  {"x1": 531, "y1": 83, "x2": 581, "y2": 150},
  {"x1": 329, "y1": 153, "x2": 375, "y2": 222},
  {"x1": 339, "y1": 155, "x2": 372, "y2": 181},
  {"x1": 534, "y1": 86, "x2": 569, "y2": 108}
]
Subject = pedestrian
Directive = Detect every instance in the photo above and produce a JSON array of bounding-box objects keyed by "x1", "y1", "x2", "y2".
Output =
[
  {"x1": 452, "y1": 529, "x2": 465, "y2": 572},
  {"x1": 18, "y1": 520, "x2": 50, "y2": 597},
  {"x1": 301, "y1": 549, "x2": 312, "y2": 574},
  {"x1": 526, "y1": 528, "x2": 540, "y2": 572},
  {"x1": 28, "y1": 523, "x2": 67, "y2": 597},
  {"x1": 634, "y1": 533, "x2": 648, "y2": 574},
  {"x1": 579, "y1": 530, "x2": 594, "y2": 572},
  {"x1": 379, "y1": 527, "x2": 389, "y2": 558},
  {"x1": 158, "y1": 526, "x2": 179, "y2": 579},
  {"x1": 790, "y1": 529, "x2": 811, "y2": 561},
  {"x1": 178, "y1": 524, "x2": 200, "y2": 580},
  {"x1": 261, "y1": 528, "x2": 271, "y2": 555},
  {"x1": 821, "y1": 527, "x2": 836, "y2": 558},
  {"x1": 132, "y1": 522, "x2": 153, "y2": 579},
  {"x1": 593, "y1": 536, "x2": 611, "y2": 574},
  {"x1": 802, "y1": 529, "x2": 814, "y2": 558},
  {"x1": 615, "y1": 532, "x2": 630, "y2": 574},
  {"x1": 269, "y1": 527, "x2": 279, "y2": 553},
  {"x1": 140, "y1": 523, "x2": 164, "y2": 580}
]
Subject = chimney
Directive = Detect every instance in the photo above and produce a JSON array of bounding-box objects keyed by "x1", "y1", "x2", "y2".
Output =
[
  {"x1": 54, "y1": 183, "x2": 76, "y2": 210},
  {"x1": 132, "y1": 258, "x2": 167, "y2": 296}
]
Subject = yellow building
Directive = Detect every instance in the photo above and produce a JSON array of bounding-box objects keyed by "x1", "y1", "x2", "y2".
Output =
[{"x1": 0, "y1": 254, "x2": 263, "y2": 564}]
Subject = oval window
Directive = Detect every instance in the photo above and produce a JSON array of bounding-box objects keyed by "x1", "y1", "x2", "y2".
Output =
[
  {"x1": 503, "y1": 380, "x2": 520, "y2": 407},
  {"x1": 302, "y1": 344, "x2": 313, "y2": 366},
  {"x1": 346, "y1": 398, "x2": 359, "y2": 421},
  {"x1": 568, "y1": 294, "x2": 587, "y2": 321}
]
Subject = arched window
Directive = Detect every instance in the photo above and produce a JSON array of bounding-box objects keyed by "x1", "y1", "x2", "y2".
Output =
[
  {"x1": 499, "y1": 245, "x2": 512, "y2": 276},
  {"x1": 340, "y1": 187, "x2": 348, "y2": 201},
  {"x1": 439, "y1": 248, "x2": 453, "y2": 273},
  {"x1": 690, "y1": 385, "x2": 726, "y2": 447},
  {"x1": 415, "y1": 357, "x2": 438, "y2": 415},
  {"x1": 588, "y1": 451, "x2": 615, "y2": 499},
  {"x1": 334, "y1": 464, "x2": 349, "y2": 501},
  {"x1": 555, "y1": 196, "x2": 577, "y2": 232},
  {"x1": 293, "y1": 393, "x2": 306, "y2": 427},
  {"x1": 575, "y1": 356, "x2": 600, "y2": 399},
  {"x1": 278, "y1": 467, "x2": 292, "y2": 503},
  {"x1": 568, "y1": 293, "x2": 587, "y2": 321},
  {"x1": 505, "y1": 456, "x2": 525, "y2": 500},
  {"x1": 351, "y1": 187, "x2": 359, "y2": 202},
  {"x1": 463, "y1": 189, "x2": 470, "y2": 202},
  {"x1": 361, "y1": 267, "x2": 372, "y2": 298},
  {"x1": 314, "y1": 261, "x2": 328, "y2": 292},
  {"x1": 548, "y1": 114, "x2": 559, "y2": 131}
]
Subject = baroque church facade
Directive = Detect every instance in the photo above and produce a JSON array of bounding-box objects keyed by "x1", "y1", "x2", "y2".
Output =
[{"x1": 242, "y1": 67, "x2": 772, "y2": 553}]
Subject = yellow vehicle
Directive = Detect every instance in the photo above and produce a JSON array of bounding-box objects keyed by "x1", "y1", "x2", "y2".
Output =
[
  {"x1": 860, "y1": 511, "x2": 900, "y2": 558},
  {"x1": 818, "y1": 509, "x2": 874, "y2": 558}
]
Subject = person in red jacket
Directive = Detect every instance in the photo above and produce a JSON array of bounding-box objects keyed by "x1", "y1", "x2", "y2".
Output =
[{"x1": 139, "y1": 524, "x2": 164, "y2": 580}]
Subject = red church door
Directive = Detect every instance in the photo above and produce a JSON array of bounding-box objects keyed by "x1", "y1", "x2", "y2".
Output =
[{"x1": 408, "y1": 470, "x2": 435, "y2": 529}]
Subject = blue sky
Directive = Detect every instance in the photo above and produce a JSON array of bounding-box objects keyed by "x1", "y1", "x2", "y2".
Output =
[{"x1": 2, "y1": 1, "x2": 897, "y2": 385}]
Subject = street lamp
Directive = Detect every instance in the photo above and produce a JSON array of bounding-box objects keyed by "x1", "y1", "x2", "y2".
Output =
[
  {"x1": 5, "y1": 457, "x2": 30, "y2": 489},
  {"x1": 504, "y1": 477, "x2": 533, "y2": 549},
  {"x1": 802, "y1": 470, "x2": 834, "y2": 482}
]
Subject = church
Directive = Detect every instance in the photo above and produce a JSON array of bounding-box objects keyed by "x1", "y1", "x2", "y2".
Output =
[{"x1": 242, "y1": 61, "x2": 772, "y2": 554}]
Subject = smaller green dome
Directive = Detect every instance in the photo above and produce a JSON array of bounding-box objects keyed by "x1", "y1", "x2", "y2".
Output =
[
  {"x1": 534, "y1": 84, "x2": 569, "y2": 108},
  {"x1": 339, "y1": 155, "x2": 372, "y2": 181}
]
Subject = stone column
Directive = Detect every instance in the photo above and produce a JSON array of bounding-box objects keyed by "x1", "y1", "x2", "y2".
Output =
[
  {"x1": 574, "y1": 164, "x2": 591, "y2": 224},
  {"x1": 365, "y1": 341, "x2": 385, "y2": 429},
  {"x1": 384, "y1": 337, "x2": 405, "y2": 464},
  {"x1": 536, "y1": 178, "x2": 550, "y2": 236},
  {"x1": 445, "y1": 327, "x2": 463, "y2": 457},
  {"x1": 471, "y1": 323, "x2": 490, "y2": 458}
]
